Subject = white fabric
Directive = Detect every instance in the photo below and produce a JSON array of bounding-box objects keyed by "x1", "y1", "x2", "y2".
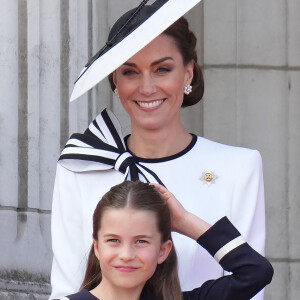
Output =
[
  {"x1": 70, "y1": 0, "x2": 202, "y2": 101},
  {"x1": 214, "y1": 235, "x2": 246, "y2": 263},
  {"x1": 115, "y1": 152, "x2": 133, "y2": 171},
  {"x1": 50, "y1": 136, "x2": 265, "y2": 300}
]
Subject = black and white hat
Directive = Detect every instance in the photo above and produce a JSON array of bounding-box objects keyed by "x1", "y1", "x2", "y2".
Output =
[{"x1": 70, "y1": 0, "x2": 202, "y2": 102}]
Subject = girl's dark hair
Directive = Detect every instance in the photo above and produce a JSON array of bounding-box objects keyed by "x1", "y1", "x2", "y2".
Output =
[
  {"x1": 108, "y1": 16, "x2": 204, "y2": 107},
  {"x1": 81, "y1": 181, "x2": 182, "y2": 300}
]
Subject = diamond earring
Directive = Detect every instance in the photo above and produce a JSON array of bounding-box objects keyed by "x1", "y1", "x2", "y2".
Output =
[
  {"x1": 184, "y1": 84, "x2": 192, "y2": 95},
  {"x1": 114, "y1": 88, "x2": 119, "y2": 98}
]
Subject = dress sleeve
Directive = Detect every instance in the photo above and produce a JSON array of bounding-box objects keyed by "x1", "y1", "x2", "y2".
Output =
[
  {"x1": 229, "y1": 150, "x2": 266, "y2": 299},
  {"x1": 49, "y1": 164, "x2": 87, "y2": 299},
  {"x1": 183, "y1": 217, "x2": 273, "y2": 300}
]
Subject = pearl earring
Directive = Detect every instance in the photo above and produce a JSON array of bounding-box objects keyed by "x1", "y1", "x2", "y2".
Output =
[
  {"x1": 114, "y1": 88, "x2": 119, "y2": 98},
  {"x1": 184, "y1": 84, "x2": 192, "y2": 95}
]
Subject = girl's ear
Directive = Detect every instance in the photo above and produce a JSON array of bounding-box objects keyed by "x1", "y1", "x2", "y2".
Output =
[
  {"x1": 157, "y1": 240, "x2": 173, "y2": 264},
  {"x1": 93, "y1": 239, "x2": 100, "y2": 261}
]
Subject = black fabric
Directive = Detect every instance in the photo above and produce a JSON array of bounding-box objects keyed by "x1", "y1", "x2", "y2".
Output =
[
  {"x1": 182, "y1": 218, "x2": 273, "y2": 299},
  {"x1": 66, "y1": 289, "x2": 98, "y2": 300},
  {"x1": 66, "y1": 287, "x2": 154, "y2": 300},
  {"x1": 182, "y1": 241, "x2": 273, "y2": 299},
  {"x1": 196, "y1": 216, "x2": 241, "y2": 257},
  {"x1": 74, "y1": 0, "x2": 168, "y2": 83},
  {"x1": 87, "y1": 0, "x2": 167, "y2": 68}
]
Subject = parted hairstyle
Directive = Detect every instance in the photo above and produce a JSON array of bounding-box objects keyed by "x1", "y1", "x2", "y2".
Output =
[
  {"x1": 81, "y1": 180, "x2": 182, "y2": 300},
  {"x1": 108, "y1": 16, "x2": 204, "y2": 107}
]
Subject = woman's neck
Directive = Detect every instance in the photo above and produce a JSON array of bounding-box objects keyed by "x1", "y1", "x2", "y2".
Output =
[
  {"x1": 90, "y1": 281, "x2": 143, "y2": 300},
  {"x1": 128, "y1": 124, "x2": 192, "y2": 159}
]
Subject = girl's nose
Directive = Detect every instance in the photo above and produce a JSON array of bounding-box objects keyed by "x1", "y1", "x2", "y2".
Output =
[
  {"x1": 119, "y1": 244, "x2": 135, "y2": 261},
  {"x1": 139, "y1": 74, "x2": 156, "y2": 96}
]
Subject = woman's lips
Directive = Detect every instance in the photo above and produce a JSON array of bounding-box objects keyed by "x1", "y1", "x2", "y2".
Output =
[{"x1": 136, "y1": 99, "x2": 165, "y2": 109}]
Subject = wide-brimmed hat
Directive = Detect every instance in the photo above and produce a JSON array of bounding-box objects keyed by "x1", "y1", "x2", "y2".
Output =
[{"x1": 70, "y1": 0, "x2": 202, "y2": 102}]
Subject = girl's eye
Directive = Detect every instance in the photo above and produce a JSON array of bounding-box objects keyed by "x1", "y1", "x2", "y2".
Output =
[{"x1": 107, "y1": 239, "x2": 119, "y2": 243}]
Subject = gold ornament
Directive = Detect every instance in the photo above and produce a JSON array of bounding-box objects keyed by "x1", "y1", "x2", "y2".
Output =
[{"x1": 200, "y1": 171, "x2": 218, "y2": 186}]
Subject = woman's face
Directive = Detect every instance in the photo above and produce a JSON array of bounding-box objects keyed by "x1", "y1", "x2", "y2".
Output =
[
  {"x1": 94, "y1": 208, "x2": 172, "y2": 292},
  {"x1": 113, "y1": 34, "x2": 193, "y2": 131}
]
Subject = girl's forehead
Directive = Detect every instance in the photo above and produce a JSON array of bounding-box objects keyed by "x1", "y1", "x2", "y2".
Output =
[
  {"x1": 99, "y1": 208, "x2": 159, "y2": 234},
  {"x1": 102, "y1": 207, "x2": 156, "y2": 221}
]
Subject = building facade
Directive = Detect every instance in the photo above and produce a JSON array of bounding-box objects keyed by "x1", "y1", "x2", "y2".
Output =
[{"x1": 0, "y1": 0, "x2": 299, "y2": 299}]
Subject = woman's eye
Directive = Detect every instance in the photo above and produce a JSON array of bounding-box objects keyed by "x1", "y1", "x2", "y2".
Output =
[
  {"x1": 136, "y1": 240, "x2": 148, "y2": 244},
  {"x1": 157, "y1": 67, "x2": 171, "y2": 73},
  {"x1": 122, "y1": 69, "x2": 137, "y2": 76}
]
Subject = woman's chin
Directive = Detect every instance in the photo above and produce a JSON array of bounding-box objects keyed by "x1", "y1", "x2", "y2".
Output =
[{"x1": 133, "y1": 121, "x2": 163, "y2": 132}]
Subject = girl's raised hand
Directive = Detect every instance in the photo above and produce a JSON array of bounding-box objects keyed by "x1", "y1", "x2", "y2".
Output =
[
  {"x1": 151, "y1": 183, "x2": 211, "y2": 239},
  {"x1": 151, "y1": 183, "x2": 189, "y2": 233}
]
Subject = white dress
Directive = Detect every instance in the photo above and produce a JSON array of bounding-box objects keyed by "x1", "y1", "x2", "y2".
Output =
[{"x1": 50, "y1": 109, "x2": 265, "y2": 300}]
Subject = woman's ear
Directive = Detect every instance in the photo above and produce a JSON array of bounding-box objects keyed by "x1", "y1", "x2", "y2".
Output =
[
  {"x1": 184, "y1": 60, "x2": 194, "y2": 86},
  {"x1": 112, "y1": 71, "x2": 117, "y2": 87},
  {"x1": 157, "y1": 240, "x2": 173, "y2": 264},
  {"x1": 93, "y1": 239, "x2": 100, "y2": 261}
]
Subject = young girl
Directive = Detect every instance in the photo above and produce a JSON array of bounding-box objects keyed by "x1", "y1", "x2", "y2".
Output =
[{"x1": 61, "y1": 181, "x2": 273, "y2": 300}]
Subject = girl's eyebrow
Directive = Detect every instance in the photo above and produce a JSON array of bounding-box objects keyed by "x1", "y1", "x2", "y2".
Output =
[
  {"x1": 134, "y1": 234, "x2": 153, "y2": 239},
  {"x1": 103, "y1": 233, "x2": 119, "y2": 238},
  {"x1": 123, "y1": 56, "x2": 174, "y2": 68},
  {"x1": 102, "y1": 233, "x2": 153, "y2": 239}
]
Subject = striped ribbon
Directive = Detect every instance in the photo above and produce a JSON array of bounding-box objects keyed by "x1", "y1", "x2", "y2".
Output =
[{"x1": 58, "y1": 109, "x2": 164, "y2": 185}]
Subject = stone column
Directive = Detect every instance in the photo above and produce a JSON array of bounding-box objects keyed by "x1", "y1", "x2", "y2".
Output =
[{"x1": 0, "y1": 0, "x2": 299, "y2": 299}]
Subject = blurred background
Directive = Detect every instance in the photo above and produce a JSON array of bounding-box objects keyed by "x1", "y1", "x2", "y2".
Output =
[{"x1": 0, "y1": 0, "x2": 299, "y2": 299}]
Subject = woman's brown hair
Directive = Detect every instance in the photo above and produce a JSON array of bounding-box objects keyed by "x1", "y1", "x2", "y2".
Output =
[
  {"x1": 81, "y1": 181, "x2": 182, "y2": 300},
  {"x1": 108, "y1": 16, "x2": 204, "y2": 107},
  {"x1": 163, "y1": 17, "x2": 204, "y2": 107}
]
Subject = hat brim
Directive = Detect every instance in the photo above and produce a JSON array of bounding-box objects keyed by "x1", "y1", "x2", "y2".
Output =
[{"x1": 70, "y1": 0, "x2": 202, "y2": 102}]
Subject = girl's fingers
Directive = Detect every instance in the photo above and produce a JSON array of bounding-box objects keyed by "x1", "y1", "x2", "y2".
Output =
[
  {"x1": 151, "y1": 183, "x2": 171, "y2": 199},
  {"x1": 150, "y1": 183, "x2": 166, "y2": 192}
]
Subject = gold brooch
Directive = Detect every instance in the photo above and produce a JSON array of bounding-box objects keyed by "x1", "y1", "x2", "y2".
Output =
[{"x1": 200, "y1": 171, "x2": 218, "y2": 186}]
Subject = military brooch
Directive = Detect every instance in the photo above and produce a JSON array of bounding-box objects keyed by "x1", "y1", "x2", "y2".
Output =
[{"x1": 199, "y1": 171, "x2": 218, "y2": 186}]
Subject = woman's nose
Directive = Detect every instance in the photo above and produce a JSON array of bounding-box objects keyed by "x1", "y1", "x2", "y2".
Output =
[
  {"x1": 139, "y1": 74, "x2": 156, "y2": 96},
  {"x1": 119, "y1": 244, "x2": 135, "y2": 261}
]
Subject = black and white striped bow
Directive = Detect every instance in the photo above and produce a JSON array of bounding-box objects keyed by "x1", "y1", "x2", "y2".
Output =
[{"x1": 58, "y1": 109, "x2": 164, "y2": 185}]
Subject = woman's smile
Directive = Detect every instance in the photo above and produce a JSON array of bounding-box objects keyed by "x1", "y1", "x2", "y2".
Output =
[
  {"x1": 136, "y1": 99, "x2": 165, "y2": 110},
  {"x1": 113, "y1": 33, "x2": 193, "y2": 132}
]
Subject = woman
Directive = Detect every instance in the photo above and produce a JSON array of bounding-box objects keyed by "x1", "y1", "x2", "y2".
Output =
[
  {"x1": 50, "y1": 1, "x2": 266, "y2": 299},
  {"x1": 61, "y1": 181, "x2": 273, "y2": 300}
]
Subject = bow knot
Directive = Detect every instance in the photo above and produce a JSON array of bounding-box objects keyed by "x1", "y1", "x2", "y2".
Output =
[
  {"x1": 115, "y1": 152, "x2": 137, "y2": 174},
  {"x1": 58, "y1": 109, "x2": 164, "y2": 185}
]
